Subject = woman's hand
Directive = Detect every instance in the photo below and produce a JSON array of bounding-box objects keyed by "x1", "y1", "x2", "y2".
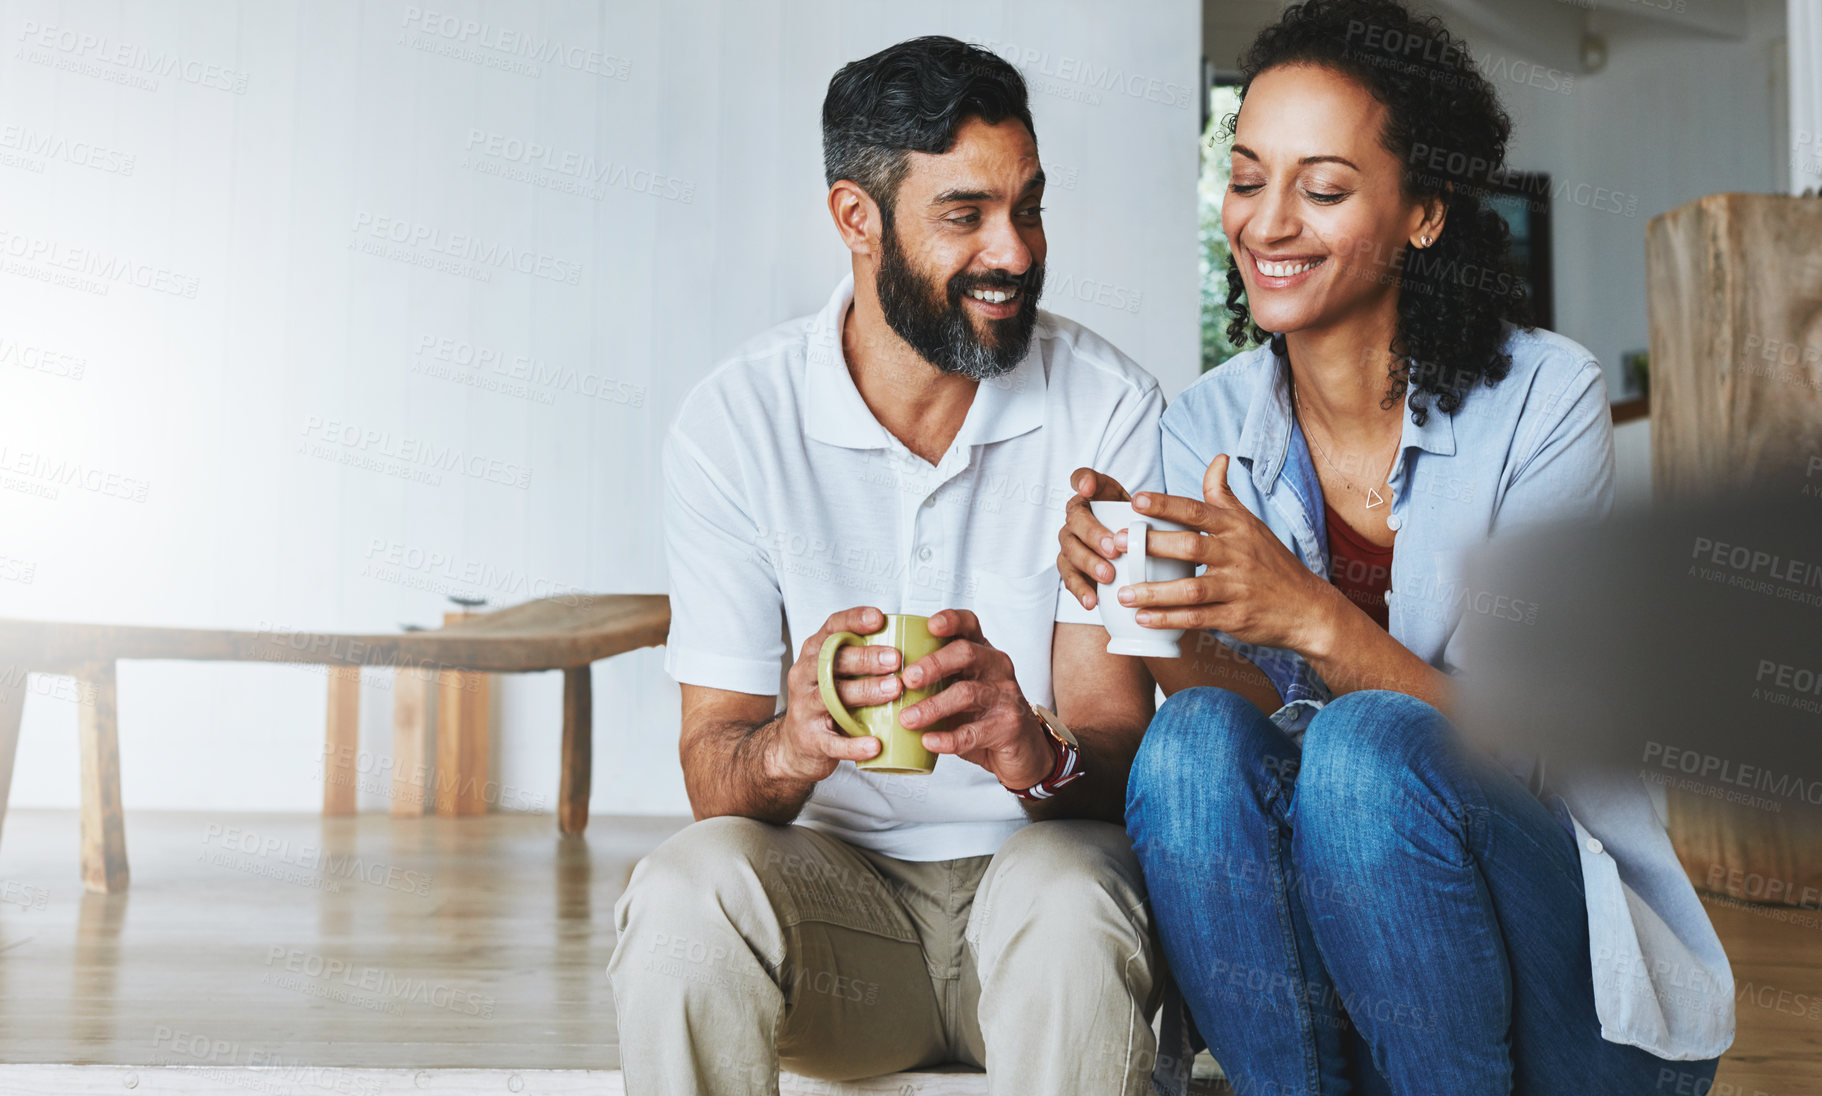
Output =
[
  {"x1": 1056, "y1": 468, "x2": 1132, "y2": 611},
  {"x1": 1118, "y1": 454, "x2": 1347, "y2": 657}
]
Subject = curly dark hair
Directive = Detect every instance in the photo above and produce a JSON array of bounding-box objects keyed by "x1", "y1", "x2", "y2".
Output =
[
  {"x1": 822, "y1": 36, "x2": 1034, "y2": 228},
  {"x1": 1221, "y1": 0, "x2": 1532, "y2": 423}
]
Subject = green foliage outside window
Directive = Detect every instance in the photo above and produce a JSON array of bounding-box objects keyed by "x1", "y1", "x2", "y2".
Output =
[{"x1": 1200, "y1": 83, "x2": 1251, "y2": 373}]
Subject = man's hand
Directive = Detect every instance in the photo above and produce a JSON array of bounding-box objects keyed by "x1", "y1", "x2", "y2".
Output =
[
  {"x1": 1119, "y1": 454, "x2": 1343, "y2": 654},
  {"x1": 680, "y1": 605, "x2": 912, "y2": 824},
  {"x1": 1057, "y1": 468, "x2": 1132, "y2": 611},
  {"x1": 895, "y1": 609, "x2": 1055, "y2": 791},
  {"x1": 770, "y1": 606, "x2": 908, "y2": 783}
]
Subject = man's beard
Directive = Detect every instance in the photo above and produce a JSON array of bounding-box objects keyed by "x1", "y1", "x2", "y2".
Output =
[{"x1": 875, "y1": 225, "x2": 1044, "y2": 381}]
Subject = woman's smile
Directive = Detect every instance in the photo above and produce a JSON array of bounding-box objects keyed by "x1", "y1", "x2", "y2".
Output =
[{"x1": 1246, "y1": 247, "x2": 1329, "y2": 288}]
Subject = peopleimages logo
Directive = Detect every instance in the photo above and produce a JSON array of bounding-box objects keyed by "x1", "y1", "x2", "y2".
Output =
[
  {"x1": 0, "y1": 444, "x2": 150, "y2": 503},
  {"x1": 463, "y1": 129, "x2": 695, "y2": 204},
  {"x1": 298, "y1": 414, "x2": 533, "y2": 489},
  {"x1": 1689, "y1": 537, "x2": 1822, "y2": 607},
  {"x1": 14, "y1": 20, "x2": 250, "y2": 93},
  {"x1": 349, "y1": 211, "x2": 582, "y2": 286},
  {"x1": 0, "y1": 122, "x2": 135, "y2": 175},
  {"x1": 414, "y1": 333, "x2": 646, "y2": 408},
  {"x1": 263, "y1": 947, "x2": 494, "y2": 1019},
  {"x1": 362, "y1": 536, "x2": 591, "y2": 608},
  {"x1": 0, "y1": 228, "x2": 200, "y2": 298},
  {"x1": 399, "y1": 6, "x2": 632, "y2": 80},
  {"x1": 970, "y1": 38, "x2": 1194, "y2": 110},
  {"x1": 0, "y1": 337, "x2": 86, "y2": 380},
  {"x1": 1641, "y1": 741, "x2": 1822, "y2": 807}
]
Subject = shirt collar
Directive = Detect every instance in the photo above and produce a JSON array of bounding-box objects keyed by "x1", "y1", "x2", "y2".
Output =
[
  {"x1": 802, "y1": 275, "x2": 1046, "y2": 452},
  {"x1": 1236, "y1": 338, "x2": 1457, "y2": 494}
]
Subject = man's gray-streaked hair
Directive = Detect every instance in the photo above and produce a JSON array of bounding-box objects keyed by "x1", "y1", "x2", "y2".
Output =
[{"x1": 821, "y1": 36, "x2": 1035, "y2": 226}]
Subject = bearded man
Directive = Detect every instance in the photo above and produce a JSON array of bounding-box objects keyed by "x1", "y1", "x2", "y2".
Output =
[{"x1": 608, "y1": 36, "x2": 1167, "y2": 1096}]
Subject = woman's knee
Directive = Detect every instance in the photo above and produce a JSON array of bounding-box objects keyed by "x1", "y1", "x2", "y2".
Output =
[
  {"x1": 1315, "y1": 689, "x2": 1445, "y2": 736},
  {"x1": 1299, "y1": 691, "x2": 1448, "y2": 801},
  {"x1": 1126, "y1": 687, "x2": 1289, "y2": 833},
  {"x1": 1295, "y1": 690, "x2": 1466, "y2": 863}
]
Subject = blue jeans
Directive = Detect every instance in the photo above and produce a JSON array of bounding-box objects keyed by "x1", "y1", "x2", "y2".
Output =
[{"x1": 1126, "y1": 687, "x2": 1718, "y2": 1096}]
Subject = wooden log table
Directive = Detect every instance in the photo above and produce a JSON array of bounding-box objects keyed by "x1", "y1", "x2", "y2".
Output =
[
  {"x1": 0, "y1": 594, "x2": 669, "y2": 893},
  {"x1": 1647, "y1": 192, "x2": 1822, "y2": 905}
]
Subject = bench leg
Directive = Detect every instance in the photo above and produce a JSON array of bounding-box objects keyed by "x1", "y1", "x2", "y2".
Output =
[
  {"x1": 391, "y1": 666, "x2": 432, "y2": 816},
  {"x1": 0, "y1": 669, "x2": 24, "y2": 851},
  {"x1": 77, "y1": 661, "x2": 128, "y2": 893},
  {"x1": 323, "y1": 666, "x2": 361, "y2": 815},
  {"x1": 559, "y1": 665, "x2": 591, "y2": 835},
  {"x1": 436, "y1": 670, "x2": 491, "y2": 815}
]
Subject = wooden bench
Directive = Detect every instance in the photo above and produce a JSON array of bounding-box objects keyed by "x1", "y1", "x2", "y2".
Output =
[{"x1": 0, "y1": 594, "x2": 670, "y2": 892}]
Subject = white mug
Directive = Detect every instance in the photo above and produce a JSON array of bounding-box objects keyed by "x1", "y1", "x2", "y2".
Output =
[{"x1": 1090, "y1": 500, "x2": 1195, "y2": 658}]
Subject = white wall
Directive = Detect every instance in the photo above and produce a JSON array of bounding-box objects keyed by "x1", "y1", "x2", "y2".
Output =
[
  {"x1": 1794, "y1": 0, "x2": 1822, "y2": 191},
  {"x1": 1443, "y1": 0, "x2": 1788, "y2": 397},
  {"x1": 1612, "y1": 418, "x2": 1653, "y2": 511},
  {"x1": 0, "y1": 0, "x2": 1200, "y2": 816}
]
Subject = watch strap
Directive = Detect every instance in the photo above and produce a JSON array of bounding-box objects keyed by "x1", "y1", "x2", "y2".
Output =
[{"x1": 1008, "y1": 706, "x2": 1086, "y2": 801}]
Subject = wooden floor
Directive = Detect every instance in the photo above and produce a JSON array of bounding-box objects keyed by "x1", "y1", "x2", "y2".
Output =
[
  {"x1": 0, "y1": 809, "x2": 670, "y2": 1070},
  {"x1": 1698, "y1": 893, "x2": 1822, "y2": 1095},
  {"x1": 0, "y1": 809, "x2": 1014, "y2": 1095},
  {"x1": 0, "y1": 811, "x2": 1815, "y2": 1094}
]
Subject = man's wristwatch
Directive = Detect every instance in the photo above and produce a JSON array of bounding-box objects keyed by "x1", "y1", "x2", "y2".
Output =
[{"x1": 1007, "y1": 702, "x2": 1086, "y2": 801}]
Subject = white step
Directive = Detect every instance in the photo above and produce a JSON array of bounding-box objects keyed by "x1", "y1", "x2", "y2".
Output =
[{"x1": 0, "y1": 1063, "x2": 1232, "y2": 1095}]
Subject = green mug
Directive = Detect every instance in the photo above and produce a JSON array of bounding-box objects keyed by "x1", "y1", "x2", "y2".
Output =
[{"x1": 816, "y1": 614, "x2": 948, "y2": 775}]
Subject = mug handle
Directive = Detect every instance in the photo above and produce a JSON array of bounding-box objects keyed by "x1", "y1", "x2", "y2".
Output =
[
  {"x1": 1121, "y1": 520, "x2": 1151, "y2": 589},
  {"x1": 816, "y1": 631, "x2": 873, "y2": 738}
]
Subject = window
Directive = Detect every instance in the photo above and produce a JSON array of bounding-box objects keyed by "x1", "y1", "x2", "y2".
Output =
[{"x1": 1199, "y1": 80, "x2": 1248, "y2": 372}]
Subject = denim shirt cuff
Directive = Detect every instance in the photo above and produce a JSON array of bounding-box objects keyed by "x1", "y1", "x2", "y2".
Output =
[{"x1": 1268, "y1": 697, "x2": 1323, "y2": 741}]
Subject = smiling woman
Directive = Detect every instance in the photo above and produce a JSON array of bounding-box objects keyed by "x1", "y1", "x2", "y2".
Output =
[
  {"x1": 1054, "y1": 1, "x2": 1735, "y2": 1093},
  {"x1": 1216, "y1": 10, "x2": 1531, "y2": 425}
]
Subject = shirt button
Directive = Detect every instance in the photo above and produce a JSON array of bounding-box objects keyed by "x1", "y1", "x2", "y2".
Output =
[
  {"x1": 1585, "y1": 837, "x2": 1603, "y2": 855},
  {"x1": 917, "y1": 546, "x2": 933, "y2": 562},
  {"x1": 1385, "y1": 514, "x2": 1403, "y2": 532}
]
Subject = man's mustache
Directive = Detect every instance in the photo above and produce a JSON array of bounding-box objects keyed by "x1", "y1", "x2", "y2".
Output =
[{"x1": 947, "y1": 268, "x2": 1038, "y2": 302}]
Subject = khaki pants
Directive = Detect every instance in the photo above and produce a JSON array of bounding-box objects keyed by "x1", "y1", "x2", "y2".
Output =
[{"x1": 608, "y1": 816, "x2": 1160, "y2": 1096}]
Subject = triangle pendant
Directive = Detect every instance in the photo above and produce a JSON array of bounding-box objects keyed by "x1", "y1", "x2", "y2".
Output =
[{"x1": 1365, "y1": 487, "x2": 1385, "y2": 509}]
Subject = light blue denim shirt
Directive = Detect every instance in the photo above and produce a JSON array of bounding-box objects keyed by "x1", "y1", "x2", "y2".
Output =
[{"x1": 1151, "y1": 326, "x2": 1733, "y2": 1086}]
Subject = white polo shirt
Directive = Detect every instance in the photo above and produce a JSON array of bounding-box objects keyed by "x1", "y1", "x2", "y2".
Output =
[{"x1": 662, "y1": 276, "x2": 1165, "y2": 861}]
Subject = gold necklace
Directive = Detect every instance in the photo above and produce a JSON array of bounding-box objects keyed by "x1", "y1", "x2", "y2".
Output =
[{"x1": 1291, "y1": 382, "x2": 1396, "y2": 510}]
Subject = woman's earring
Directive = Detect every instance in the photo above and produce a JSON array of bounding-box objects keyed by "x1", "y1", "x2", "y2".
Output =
[{"x1": 1419, "y1": 235, "x2": 1431, "y2": 247}]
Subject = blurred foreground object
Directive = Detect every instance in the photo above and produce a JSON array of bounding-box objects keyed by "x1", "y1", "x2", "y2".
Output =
[
  {"x1": 1468, "y1": 194, "x2": 1822, "y2": 908},
  {"x1": 1646, "y1": 193, "x2": 1822, "y2": 906},
  {"x1": 1455, "y1": 490, "x2": 1821, "y2": 904}
]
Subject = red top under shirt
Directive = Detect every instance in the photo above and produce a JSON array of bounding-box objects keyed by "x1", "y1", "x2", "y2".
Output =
[{"x1": 1326, "y1": 508, "x2": 1394, "y2": 631}]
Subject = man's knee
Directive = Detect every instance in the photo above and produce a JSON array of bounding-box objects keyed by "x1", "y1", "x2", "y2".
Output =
[
  {"x1": 972, "y1": 821, "x2": 1150, "y2": 955},
  {"x1": 612, "y1": 815, "x2": 804, "y2": 976},
  {"x1": 610, "y1": 817, "x2": 791, "y2": 998},
  {"x1": 620, "y1": 817, "x2": 778, "y2": 916}
]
